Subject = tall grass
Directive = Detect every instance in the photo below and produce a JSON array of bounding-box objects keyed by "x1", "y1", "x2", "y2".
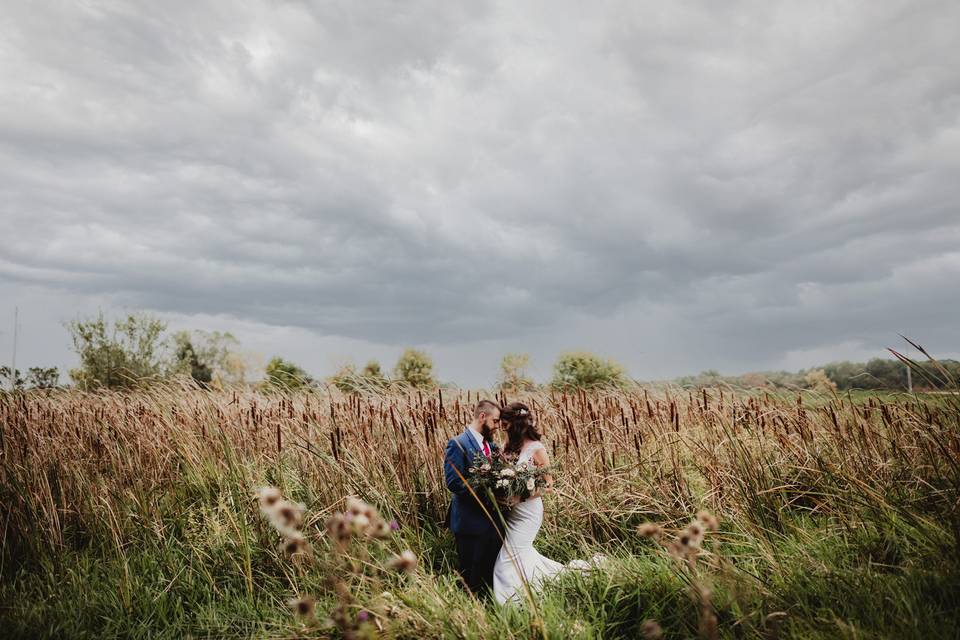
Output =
[{"x1": 1, "y1": 382, "x2": 959, "y2": 638}]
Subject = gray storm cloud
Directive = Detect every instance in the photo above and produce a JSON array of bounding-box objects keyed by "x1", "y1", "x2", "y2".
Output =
[{"x1": 1, "y1": 0, "x2": 958, "y2": 383}]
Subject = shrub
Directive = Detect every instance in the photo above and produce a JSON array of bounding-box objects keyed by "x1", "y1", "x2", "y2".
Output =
[
  {"x1": 550, "y1": 351, "x2": 627, "y2": 390},
  {"x1": 264, "y1": 357, "x2": 312, "y2": 390},
  {"x1": 66, "y1": 312, "x2": 167, "y2": 389},
  {"x1": 393, "y1": 349, "x2": 435, "y2": 389},
  {"x1": 499, "y1": 353, "x2": 536, "y2": 392}
]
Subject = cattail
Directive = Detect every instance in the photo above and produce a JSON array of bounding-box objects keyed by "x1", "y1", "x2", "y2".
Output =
[
  {"x1": 640, "y1": 619, "x2": 663, "y2": 639},
  {"x1": 387, "y1": 549, "x2": 418, "y2": 573},
  {"x1": 288, "y1": 595, "x2": 316, "y2": 619}
]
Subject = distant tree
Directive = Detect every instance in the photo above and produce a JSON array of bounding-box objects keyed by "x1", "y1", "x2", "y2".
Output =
[
  {"x1": 361, "y1": 360, "x2": 389, "y2": 388},
  {"x1": 498, "y1": 353, "x2": 536, "y2": 392},
  {"x1": 550, "y1": 351, "x2": 627, "y2": 390},
  {"x1": 1, "y1": 366, "x2": 60, "y2": 390},
  {"x1": 27, "y1": 367, "x2": 59, "y2": 389},
  {"x1": 393, "y1": 349, "x2": 435, "y2": 389},
  {"x1": 329, "y1": 359, "x2": 390, "y2": 393},
  {"x1": 171, "y1": 332, "x2": 212, "y2": 385},
  {"x1": 803, "y1": 368, "x2": 837, "y2": 393},
  {"x1": 676, "y1": 369, "x2": 727, "y2": 389},
  {"x1": 264, "y1": 356, "x2": 312, "y2": 390},
  {"x1": 329, "y1": 363, "x2": 360, "y2": 393},
  {"x1": 66, "y1": 313, "x2": 167, "y2": 389},
  {"x1": 169, "y1": 330, "x2": 241, "y2": 386},
  {"x1": 0, "y1": 366, "x2": 25, "y2": 390}
]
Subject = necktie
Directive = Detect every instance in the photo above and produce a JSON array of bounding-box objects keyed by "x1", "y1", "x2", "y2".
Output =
[{"x1": 483, "y1": 440, "x2": 491, "y2": 458}]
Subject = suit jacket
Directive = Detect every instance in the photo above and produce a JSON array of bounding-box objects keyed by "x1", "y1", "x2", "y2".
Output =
[{"x1": 443, "y1": 429, "x2": 506, "y2": 536}]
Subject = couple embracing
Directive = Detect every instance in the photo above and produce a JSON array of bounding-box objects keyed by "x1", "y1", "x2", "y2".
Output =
[{"x1": 443, "y1": 400, "x2": 578, "y2": 605}]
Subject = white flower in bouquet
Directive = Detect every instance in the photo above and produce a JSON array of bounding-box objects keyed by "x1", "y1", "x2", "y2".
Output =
[
  {"x1": 496, "y1": 479, "x2": 509, "y2": 488},
  {"x1": 526, "y1": 478, "x2": 536, "y2": 492},
  {"x1": 480, "y1": 463, "x2": 491, "y2": 472},
  {"x1": 515, "y1": 461, "x2": 528, "y2": 472},
  {"x1": 500, "y1": 468, "x2": 516, "y2": 478}
]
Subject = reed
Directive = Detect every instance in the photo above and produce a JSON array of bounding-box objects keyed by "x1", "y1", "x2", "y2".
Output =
[{"x1": 1, "y1": 383, "x2": 958, "y2": 638}]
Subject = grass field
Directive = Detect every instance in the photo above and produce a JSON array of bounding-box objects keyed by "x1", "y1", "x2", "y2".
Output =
[{"x1": 2, "y1": 385, "x2": 958, "y2": 639}]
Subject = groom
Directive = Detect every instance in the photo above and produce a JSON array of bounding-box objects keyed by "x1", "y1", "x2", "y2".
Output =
[{"x1": 443, "y1": 399, "x2": 506, "y2": 597}]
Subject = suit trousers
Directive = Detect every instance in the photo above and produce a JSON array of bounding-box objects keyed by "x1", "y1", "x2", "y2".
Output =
[{"x1": 454, "y1": 531, "x2": 503, "y2": 597}]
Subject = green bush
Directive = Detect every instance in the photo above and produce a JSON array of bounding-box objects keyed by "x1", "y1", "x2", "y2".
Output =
[
  {"x1": 550, "y1": 351, "x2": 627, "y2": 390},
  {"x1": 393, "y1": 349, "x2": 435, "y2": 389},
  {"x1": 499, "y1": 353, "x2": 536, "y2": 392},
  {"x1": 66, "y1": 312, "x2": 167, "y2": 389},
  {"x1": 264, "y1": 357, "x2": 312, "y2": 390}
]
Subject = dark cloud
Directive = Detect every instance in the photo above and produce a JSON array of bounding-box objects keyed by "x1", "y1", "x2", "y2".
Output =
[{"x1": 1, "y1": 1, "x2": 958, "y2": 385}]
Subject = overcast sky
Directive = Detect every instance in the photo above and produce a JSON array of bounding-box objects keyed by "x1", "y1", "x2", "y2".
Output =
[{"x1": 1, "y1": 1, "x2": 958, "y2": 387}]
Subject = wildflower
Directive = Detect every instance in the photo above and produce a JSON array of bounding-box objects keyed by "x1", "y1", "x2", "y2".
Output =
[
  {"x1": 687, "y1": 522, "x2": 704, "y2": 538},
  {"x1": 371, "y1": 520, "x2": 392, "y2": 539},
  {"x1": 288, "y1": 595, "x2": 316, "y2": 619},
  {"x1": 526, "y1": 478, "x2": 536, "y2": 492},
  {"x1": 640, "y1": 619, "x2": 663, "y2": 639},
  {"x1": 389, "y1": 519, "x2": 400, "y2": 531},
  {"x1": 271, "y1": 500, "x2": 305, "y2": 531},
  {"x1": 350, "y1": 513, "x2": 371, "y2": 534},
  {"x1": 357, "y1": 610, "x2": 369, "y2": 623},
  {"x1": 696, "y1": 510, "x2": 719, "y2": 531},
  {"x1": 326, "y1": 514, "x2": 351, "y2": 543},
  {"x1": 480, "y1": 463, "x2": 491, "y2": 472},
  {"x1": 637, "y1": 522, "x2": 662, "y2": 538},
  {"x1": 257, "y1": 486, "x2": 283, "y2": 512},
  {"x1": 387, "y1": 549, "x2": 418, "y2": 574},
  {"x1": 279, "y1": 532, "x2": 310, "y2": 558},
  {"x1": 346, "y1": 497, "x2": 367, "y2": 516}
]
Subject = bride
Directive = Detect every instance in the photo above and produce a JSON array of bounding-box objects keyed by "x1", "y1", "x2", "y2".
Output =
[{"x1": 493, "y1": 401, "x2": 591, "y2": 605}]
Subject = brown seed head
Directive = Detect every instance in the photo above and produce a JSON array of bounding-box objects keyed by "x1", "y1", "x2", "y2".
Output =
[
  {"x1": 387, "y1": 549, "x2": 418, "y2": 574},
  {"x1": 280, "y1": 533, "x2": 310, "y2": 558},
  {"x1": 637, "y1": 522, "x2": 662, "y2": 538},
  {"x1": 696, "y1": 510, "x2": 719, "y2": 531},
  {"x1": 288, "y1": 595, "x2": 316, "y2": 619},
  {"x1": 257, "y1": 486, "x2": 283, "y2": 512},
  {"x1": 640, "y1": 619, "x2": 663, "y2": 639}
]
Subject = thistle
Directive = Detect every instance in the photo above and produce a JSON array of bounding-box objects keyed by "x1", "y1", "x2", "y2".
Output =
[
  {"x1": 387, "y1": 549, "x2": 418, "y2": 574},
  {"x1": 640, "y1": 619, "x2": 663, "y2": 639},
  {"x1": 288, "y1": 595, "x2": 316, "y2": 619}
]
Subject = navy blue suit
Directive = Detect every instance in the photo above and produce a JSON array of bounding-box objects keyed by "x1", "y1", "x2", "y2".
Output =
[{"x1": 443, "y1": 428, "x2": 505, "y2": 595}]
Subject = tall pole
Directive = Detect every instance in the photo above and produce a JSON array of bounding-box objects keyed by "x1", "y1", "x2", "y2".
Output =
[{"x1": 10, "y1": 306, "x2": 17, "y2": 390}]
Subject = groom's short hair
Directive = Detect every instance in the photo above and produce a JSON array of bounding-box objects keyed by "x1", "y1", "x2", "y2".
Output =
[{"x1": 474, "y1": 399, "x2": 501, "y2": 418}]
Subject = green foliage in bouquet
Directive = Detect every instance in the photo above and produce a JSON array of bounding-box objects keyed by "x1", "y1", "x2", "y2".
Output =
[{"x1": 467, "y1": 451, "x2": 551, "y2": 501}]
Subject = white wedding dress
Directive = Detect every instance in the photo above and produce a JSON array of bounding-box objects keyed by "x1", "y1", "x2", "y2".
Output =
[{"x1": 493, "y1": 441, "x2": 587, "y2": 605}]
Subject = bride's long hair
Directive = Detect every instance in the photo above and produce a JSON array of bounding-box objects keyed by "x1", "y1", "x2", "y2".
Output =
[{"x1": 502, "y1": 401, "x2": 541, "y2": 457}]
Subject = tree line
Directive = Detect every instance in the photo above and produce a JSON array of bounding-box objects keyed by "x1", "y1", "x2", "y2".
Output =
[
  {"x1": 673, "y1": 358, "x2": 960, "y2": 392},
  {"x1": 3, "y1": 312, "x2": 954, "y2": 392}
]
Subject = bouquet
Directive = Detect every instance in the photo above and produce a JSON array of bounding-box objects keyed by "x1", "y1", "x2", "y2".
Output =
[{"x1": 467, "y1": 450, "x2": 551, "y2": 503}]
